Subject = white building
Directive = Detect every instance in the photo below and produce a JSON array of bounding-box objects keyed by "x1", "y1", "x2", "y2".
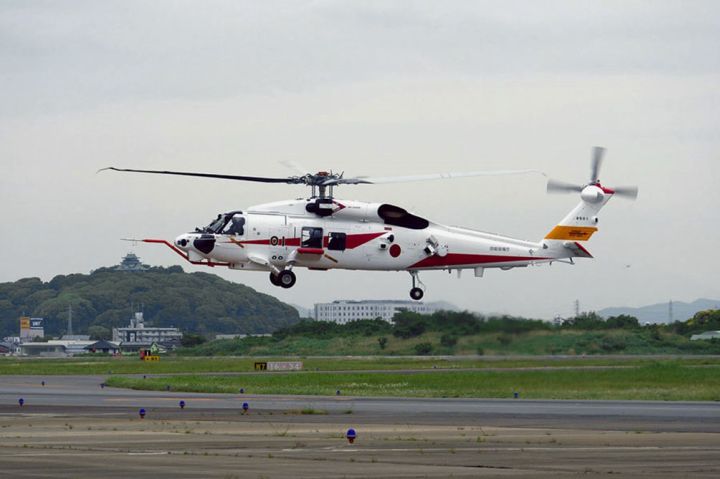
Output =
[
  {"x1": 112, "y1": 312, "x2": 183, "y2": 350},
  {"x1": 314, "y1": 300, "x2": 439, "y2": 324}
]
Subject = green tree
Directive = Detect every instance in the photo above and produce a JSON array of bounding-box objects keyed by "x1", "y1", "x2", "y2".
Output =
[
  {"x1": 392, "y1": 311, "x2": 427, "y2": 338},
  {"x1": 377, "y1": 336, "x2": 388, "y2": 350},
  {"x1": 88, "y1": 325, "x2": 111, "y2": 340},
  {"x1": 181, "y1": 333, "x2": 208, "y2": 347},
  {"x1": 414, "y1": 342, "x2": 433, "y2": 355},
  {"x1": 563, "y1": 312, "x2": 606, "y2": 330},
  {"x1": 606, "y1": 314, "x2": 640, "y2": 330},
  {"x1": 440, "y1": 334, "x2": 458, "y2": 347},
  {"x1": 497, "y1": 333, "x2": 513, "y2": 346}
]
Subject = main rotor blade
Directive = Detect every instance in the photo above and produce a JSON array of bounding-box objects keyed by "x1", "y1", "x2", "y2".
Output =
[
  {"x1": 97, "y1": 167, "x2": 300, "y2": 184},
  {"x1": 333, "y1": 169, "x2": 546, "y2": 186},
  {"x1": 547, "y1": 178, "x2": 583, "y2": 194},
  {"x1": 611, "y1": 185, "x2": 639, "y2": 200},
  {"x1": 590, "y1": 146, "x2": 605, "y2": 183}
]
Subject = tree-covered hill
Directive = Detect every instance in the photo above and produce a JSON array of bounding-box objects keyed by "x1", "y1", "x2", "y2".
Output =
[{"x1": 0, "y1": 266, "x2": 300, "y2": 338}]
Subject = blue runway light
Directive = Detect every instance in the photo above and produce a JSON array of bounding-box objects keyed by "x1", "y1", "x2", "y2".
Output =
[
  {"x1": 179, "y1": 400, "x2": 186, "y2": 409},
  {"x1": 18, "y1": 398, "x2": 24, "y2": 407},
  {"x1": 242, "y1": 402, "x2": 249, "y2": 413},
  {"x1": 346, "y1": 428, "x2": 356, "y2": 444},
  {"x1": 139, "y1": 408, "x2": 146, "y2": 419},
  {"x1": 240, "y1": 388, "x2": 244, "y2": 394}
]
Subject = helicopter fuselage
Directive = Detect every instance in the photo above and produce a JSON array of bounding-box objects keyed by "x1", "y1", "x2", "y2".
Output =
[{"x1": 168, "y1": 198, "x2": 576, "y2": 280}]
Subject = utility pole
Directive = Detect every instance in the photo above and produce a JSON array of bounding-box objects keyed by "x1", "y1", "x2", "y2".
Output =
[
  {"x1": 574, "y1": 299, "x2": 580, "y2": 317},
  {"x1": 668, "y1": 300, "x2": 674, "y2": 323}
]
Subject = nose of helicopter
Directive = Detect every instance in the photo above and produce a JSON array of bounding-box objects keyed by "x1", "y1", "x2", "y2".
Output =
[
  {"x1": 176, "y1": 233, "x2": 216, "y2": 255},
  {"x1": 175, "y1": 234, "x2": 192, "y2": 249}
]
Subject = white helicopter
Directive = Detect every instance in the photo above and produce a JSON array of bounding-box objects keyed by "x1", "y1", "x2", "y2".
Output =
[{"x1": 101, "y1": 147, "x2": 637, "y2": 300}]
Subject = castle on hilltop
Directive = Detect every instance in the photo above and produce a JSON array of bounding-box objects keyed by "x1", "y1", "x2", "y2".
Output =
[{"x1": 116, "y1": 253, "x2": 149, "y2": 271}]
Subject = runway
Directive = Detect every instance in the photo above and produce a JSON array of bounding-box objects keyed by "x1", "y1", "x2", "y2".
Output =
[{"x1": 1, "y1": 374, "x2": 719, "y2": 477}]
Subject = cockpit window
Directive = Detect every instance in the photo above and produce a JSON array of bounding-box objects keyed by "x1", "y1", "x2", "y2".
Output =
[
  {"x1": 222, "y1": 215, "x2": 245, "y2": 235},
  {"x1": 202, "y1": 211, "x2": 244, "y2": 234},
  {"x1": 377, "y1": 204, "x2": 429, "y2": 230}
]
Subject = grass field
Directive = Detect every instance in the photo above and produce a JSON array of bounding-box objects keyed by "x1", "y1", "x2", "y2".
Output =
[
  {"x1": 3, "y1": 355, "x2": 720, "y2": 376},
  {"x1": 103, "y1": 360, "x2": 720, "y2": 401}
]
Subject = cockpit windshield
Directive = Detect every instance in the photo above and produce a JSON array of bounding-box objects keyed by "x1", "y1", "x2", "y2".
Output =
[
  {"x1": 205, "y1": 215, "x2": 227, "y2": 233},
  {"x1": 200, "y1": 211, "x2": 244, "y2": 234}
]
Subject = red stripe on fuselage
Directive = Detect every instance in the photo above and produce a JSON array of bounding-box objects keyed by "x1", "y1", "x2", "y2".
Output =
[
  {"x1": 410, "y1": 253, "x2": 550, "y2": 269},
  {"x1": 229, "y1": 232, "x2": 384, "y2": 250},
  {"x1": 344, "y1": 232, "x2": 385, "y2": 249}
]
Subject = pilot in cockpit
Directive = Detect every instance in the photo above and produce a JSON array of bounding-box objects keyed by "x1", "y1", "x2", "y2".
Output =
[{"x1": 223, "y1": 215, "x2": 245, "y2": 236}]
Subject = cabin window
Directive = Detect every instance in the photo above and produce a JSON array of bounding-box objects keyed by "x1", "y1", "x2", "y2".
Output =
[
  {"x1": 327, "y1": 232, "x2": 347, "y2": 251},
  {"x1": 301, "y1": 227, "x2": 323, "y2": 248}
]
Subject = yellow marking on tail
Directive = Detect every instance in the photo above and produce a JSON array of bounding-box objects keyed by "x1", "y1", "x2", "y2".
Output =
[{"x1": 545, "y1": 225, "x2": 598, "y2": 241}]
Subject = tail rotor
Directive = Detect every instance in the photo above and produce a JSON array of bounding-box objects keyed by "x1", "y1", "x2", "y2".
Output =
[{"x1": 546, "y1": 147, "x2": 638, "y2": 200}]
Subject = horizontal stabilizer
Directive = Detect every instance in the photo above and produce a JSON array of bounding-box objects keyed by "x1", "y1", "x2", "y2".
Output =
[{"x1": 564, "y1": 241, "x2": 594, "y2": 258}]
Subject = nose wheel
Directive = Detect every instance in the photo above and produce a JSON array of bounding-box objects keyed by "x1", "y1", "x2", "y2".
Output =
[
  {"x1": 409, "y1": 271, "x2": 425, "y2": 301},
  {"x1": 269, "y1": 270, "x2": 296, "y2": 289}
]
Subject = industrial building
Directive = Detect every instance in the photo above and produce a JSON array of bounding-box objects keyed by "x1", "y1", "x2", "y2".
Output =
[
  {"x1": 19, "y1": 339, "x2": 96, "y2": 357},
  {"x1": 314, "y1": 299, "x2": 439, "y2": 324}
]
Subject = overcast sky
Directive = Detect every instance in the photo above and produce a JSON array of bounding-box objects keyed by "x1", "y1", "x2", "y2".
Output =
[{"x1": 1, "y1": 1, "x2": 719, "y2": 318}]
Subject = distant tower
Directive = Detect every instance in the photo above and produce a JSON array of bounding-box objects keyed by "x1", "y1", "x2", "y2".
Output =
[
  {"x1": 574, "y1": 299, "x2": 580, "y2": 317},
  {"x1": 67, "y1": 304, "x2": 73, "y2": 336},
  {"x1": 668, "y1": 300, "x2": 674, "y2": 323}
]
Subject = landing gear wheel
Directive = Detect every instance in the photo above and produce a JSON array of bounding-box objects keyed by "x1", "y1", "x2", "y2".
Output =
[
  {"x1": 269, "y1": 272, "x2": 281, "y2": 287},
  {"x1": 277, "y1": 270, "x2": 296, "y2": 289},
  {"x1": 409, "y1": 287, "x2": 424, "y2": 301}
]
